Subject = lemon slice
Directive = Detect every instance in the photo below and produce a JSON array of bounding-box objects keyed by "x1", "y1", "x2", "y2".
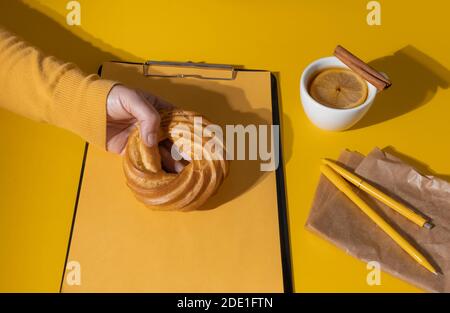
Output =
[{"x1": 309, "y1": 68, "x2": 368, "y2": 109}]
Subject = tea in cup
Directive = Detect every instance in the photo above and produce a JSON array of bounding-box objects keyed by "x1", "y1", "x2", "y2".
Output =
[
  {"x1": 300, "y1": 57, "x2": 378, "y2": 131},
  {"x1": 308, "y1": 67, "x2": 368, "y2": 109}
]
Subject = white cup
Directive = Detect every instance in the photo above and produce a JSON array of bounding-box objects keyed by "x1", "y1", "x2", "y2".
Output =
[{"x1": 300, "y1": 56, "x2": 379, "y2": 131}]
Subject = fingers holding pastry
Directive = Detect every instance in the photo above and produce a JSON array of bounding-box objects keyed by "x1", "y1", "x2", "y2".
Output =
[
  {"x1": 159, "y1": 140, "x2": 186, "y2": 174},
  {"x1": 107, "y1": 85, "x2": 176, "y2": 153},
  {"x1": 128, "y1": 95, "x2": 161, "y2": 147}
]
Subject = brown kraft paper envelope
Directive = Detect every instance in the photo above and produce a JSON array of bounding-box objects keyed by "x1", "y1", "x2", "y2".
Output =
[{"x1": 306, "y1": 147, "x2": 450, "y2": 292}]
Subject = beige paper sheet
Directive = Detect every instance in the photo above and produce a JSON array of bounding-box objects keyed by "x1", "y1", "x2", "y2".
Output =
[
  {"x1": 306, "y1": 148, "x2": 450, "y2": 292},
  {"x1": 62, "y1": 62, "x2": 284, "y2": 292}
]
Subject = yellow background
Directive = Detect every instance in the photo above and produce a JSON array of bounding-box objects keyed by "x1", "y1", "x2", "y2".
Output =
[{"x1": 1, "y1": 0, "x2": 449, "y2": 292}]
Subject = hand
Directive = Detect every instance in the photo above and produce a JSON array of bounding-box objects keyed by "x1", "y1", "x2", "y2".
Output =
[{"x1": 106, "y1": 85, "x2": 185, "y2": 173}]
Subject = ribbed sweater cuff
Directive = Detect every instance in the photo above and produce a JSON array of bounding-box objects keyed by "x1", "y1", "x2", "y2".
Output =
[{"x1": 53, "y1": 67, "x2": 117, "y2": 148}]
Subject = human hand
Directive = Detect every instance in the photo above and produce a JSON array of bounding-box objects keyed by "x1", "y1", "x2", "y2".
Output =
[{"x1": 106, "y1": 85, "x2": 185, "y2": 173}]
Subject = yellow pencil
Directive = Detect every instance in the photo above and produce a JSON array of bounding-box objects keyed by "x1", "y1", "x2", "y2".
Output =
[
  {"x1": 322, "y1": 159, "x2": 433, "y2": 229},
  {"x1": 320, "y1": 164, "x2": 438, "y2": 275}
]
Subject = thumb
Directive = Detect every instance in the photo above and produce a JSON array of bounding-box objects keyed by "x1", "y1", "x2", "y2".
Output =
[{"x1": 126, "y1": 92, "x2": 161, "y2": 147}]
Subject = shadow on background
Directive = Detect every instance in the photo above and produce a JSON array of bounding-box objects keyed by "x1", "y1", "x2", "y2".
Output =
[
  {"x1": 0, "y1": 0, "x2": 138, "y2": 73},
  {"x1": 0, "y1": 1, "x2": 293, "y2": 211},
  {"x1": 353, "y1": 46, "x2": 450, "y2": 129},
  {"x1": 383, "y1": 146, "x2": 450, "y2": 182}
]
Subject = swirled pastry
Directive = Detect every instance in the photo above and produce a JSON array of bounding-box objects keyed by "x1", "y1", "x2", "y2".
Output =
[{"x1": 123, "y1": 109, "x2": 229, "y2": 211}]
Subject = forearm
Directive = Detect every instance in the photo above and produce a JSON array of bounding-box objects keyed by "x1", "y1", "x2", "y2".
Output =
[{"x1": 0, "y1": 26, "x2": 116, "y2": 148}]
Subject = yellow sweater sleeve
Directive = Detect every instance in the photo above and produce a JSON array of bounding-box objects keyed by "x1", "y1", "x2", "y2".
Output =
[{"x1": 0, "y1": 26, "x2": 117, "y2": 148}]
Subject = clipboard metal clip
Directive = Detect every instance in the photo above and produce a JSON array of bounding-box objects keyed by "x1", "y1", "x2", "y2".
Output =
[{"x1": 143, "y1": 61, "x2": 236, "y2": 80}]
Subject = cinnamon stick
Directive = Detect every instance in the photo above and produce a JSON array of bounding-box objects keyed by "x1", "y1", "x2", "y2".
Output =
[{"x1": 334, "y1": 45, "x2": 391, "y2": 91}]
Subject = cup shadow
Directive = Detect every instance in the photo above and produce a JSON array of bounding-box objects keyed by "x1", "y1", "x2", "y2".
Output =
[{"x1": 352, "y1": 45, "x2": 450, "y2": 129}]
